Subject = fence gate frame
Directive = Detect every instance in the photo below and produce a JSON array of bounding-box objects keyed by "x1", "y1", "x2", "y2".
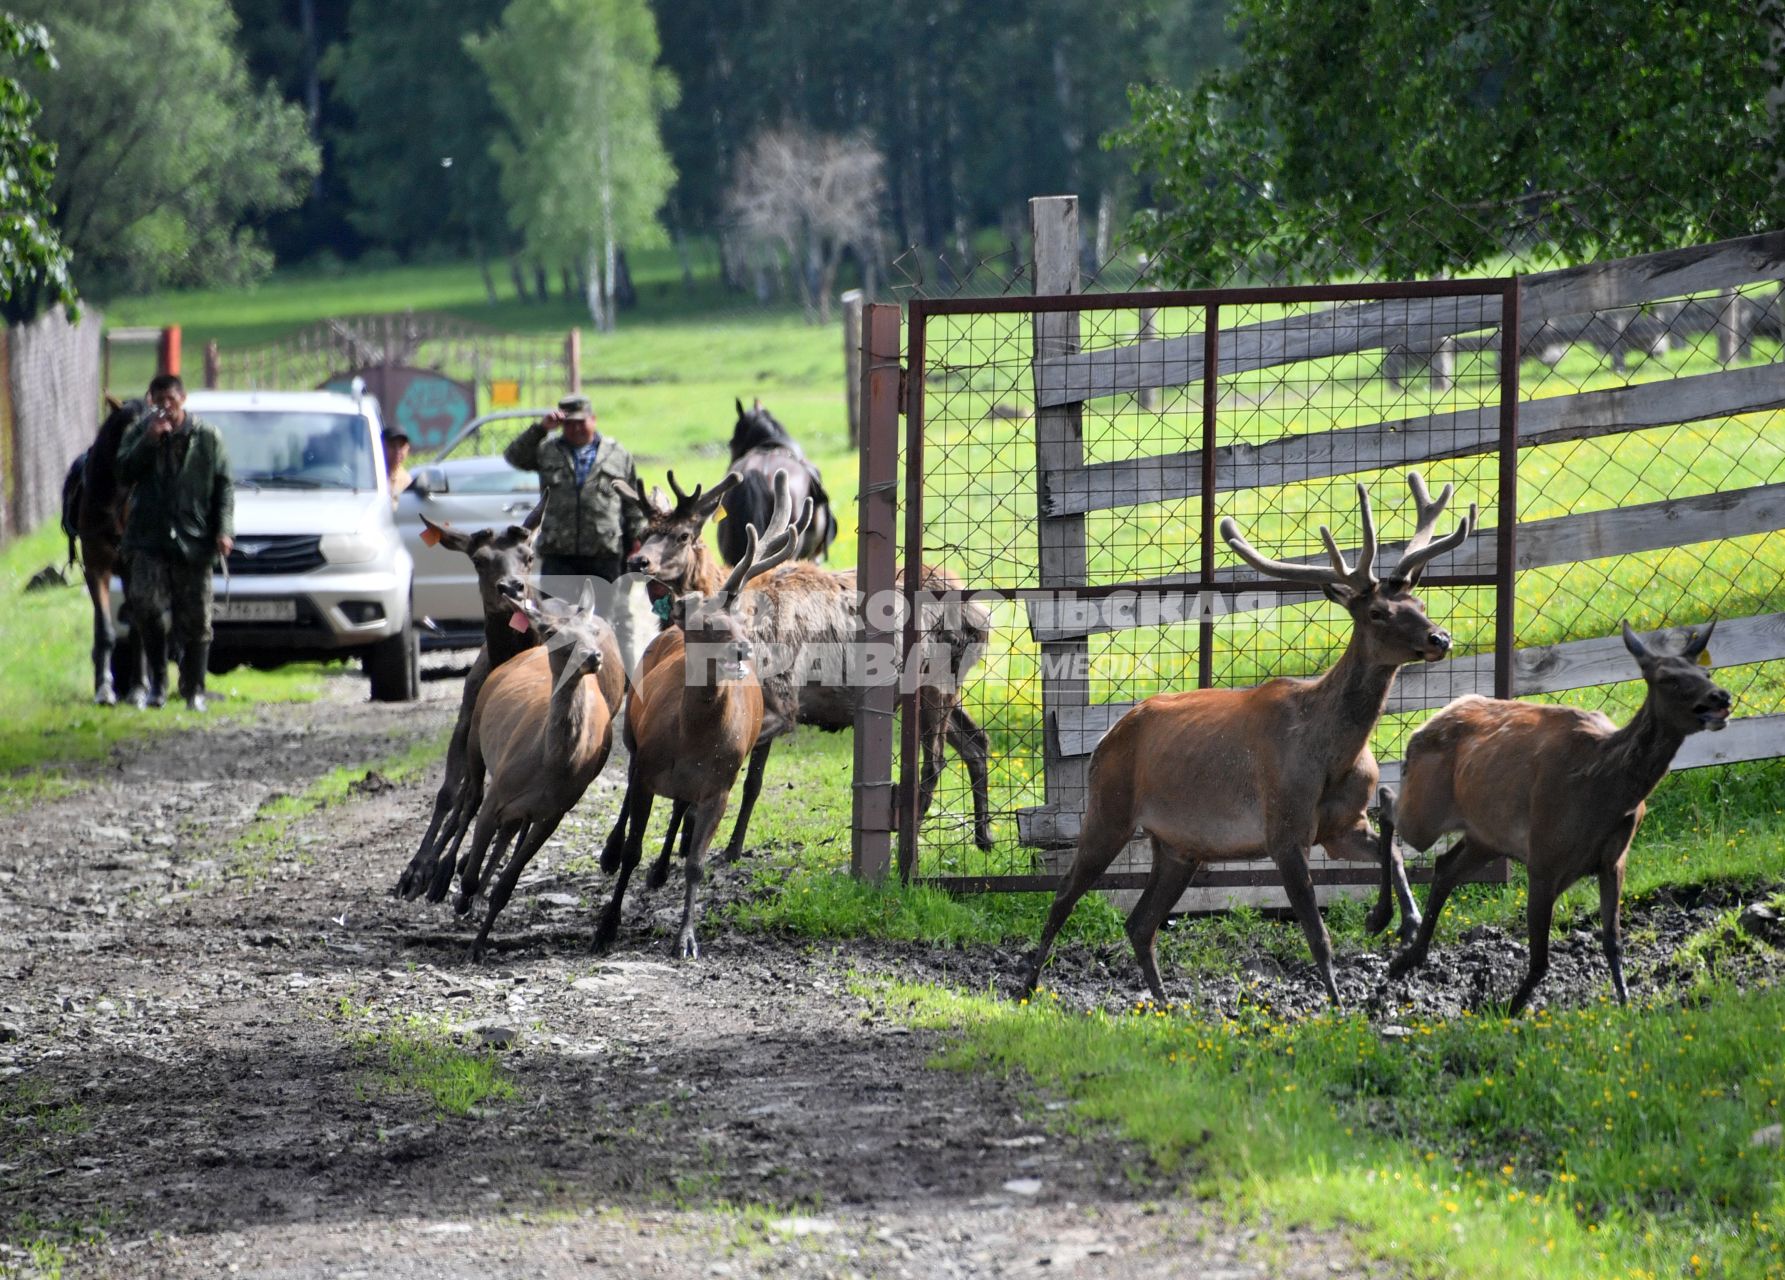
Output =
[{"x1": 856, "y1": 195, "x2": 1524, "y2": 899}]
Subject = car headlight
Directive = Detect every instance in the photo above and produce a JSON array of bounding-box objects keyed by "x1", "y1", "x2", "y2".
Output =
[{"x1": 319, "y1": 532, "x2": 380, "y2": 565}]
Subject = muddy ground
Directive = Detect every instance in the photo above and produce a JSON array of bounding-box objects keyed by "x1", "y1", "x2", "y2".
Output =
[{"x1": 0, "y1": 667, "x2": 1775, "y2": 1278}]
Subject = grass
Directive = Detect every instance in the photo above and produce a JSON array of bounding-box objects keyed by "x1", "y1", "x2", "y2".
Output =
[
  {"x1": 868, "y1": 977, "x2": 1785, "y2": 1280},
  {"x1": 342, "y1": 1013, "x2": 518, "y2": 1118},
  {"x1": 0, "y1": 524, "x2": 326, "y2": 801}
]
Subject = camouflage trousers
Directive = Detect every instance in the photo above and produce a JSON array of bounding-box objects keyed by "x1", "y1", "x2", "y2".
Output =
[{"x1": 126, "y1": 551, "x2": 214, "y2": 650}]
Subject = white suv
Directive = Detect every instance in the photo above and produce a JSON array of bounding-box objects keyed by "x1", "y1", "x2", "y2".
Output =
[{"x1": 119, "y1": 390, "x2": 420, "y2": 701}]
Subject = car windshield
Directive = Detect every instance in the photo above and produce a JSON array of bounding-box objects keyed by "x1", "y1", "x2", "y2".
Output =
[{"x1": 207, "y1": 411, "x2": 377, "y2": 492}]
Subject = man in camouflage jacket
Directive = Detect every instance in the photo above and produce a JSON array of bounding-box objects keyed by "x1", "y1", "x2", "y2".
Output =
[
  {"x1": 503, "y1": 394, "x2": 646, "y2": 582},
  {"x1": 116, "y1": 373, "x2": 234, "y2": 711}
]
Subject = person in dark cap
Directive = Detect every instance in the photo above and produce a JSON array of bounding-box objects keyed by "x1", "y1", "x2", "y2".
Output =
[
  {"x1": 382, "y1": 426, "x2": 413, "y2": 508},
  {"x1": 503, "y1": 395, "x2": 645, "y2": 583}
]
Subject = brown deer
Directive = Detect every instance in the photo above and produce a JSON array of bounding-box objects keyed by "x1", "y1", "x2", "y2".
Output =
[
  {"x1": 1021, "y1": 473, "x2": 1476, "y2": 1005},
  {"x1": 1383, "y1": 621, "x2": 1731, "y2": 1014},
  {"x1": 394, "y1": 505, "x2": 546, "y2": 903},
  {"x1": 615, "y1": 469, "x2": 993, "y2": 862},
  {"x1": 448, "y1": 580, "x2": 623, "y2": 959},
  {"x1": 594, "y1": 522, "x2": 802, "y2": 959}
]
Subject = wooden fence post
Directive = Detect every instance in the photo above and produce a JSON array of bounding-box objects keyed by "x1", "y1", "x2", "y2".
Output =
[
  {"x1": 1137, "y1": 305, "x2": 1158, "y2": 412},
  {"x1": 851, "y1": 302, "x2": 901, "y2": 881},
  {"x1": 842, "y1": 289, "x2": 864, "y2": 447},
  {"x1": 565, "y1": 327, "x2": 582, "y2": 392},
  {"x1": 203, "y1": 341, "x2": 220, "y2": 389},
  {"x1": 1031, "y1": 195, "x2": 1087, "y2": 862},
  {"x1": 157, "y1": 326, "x2": 181, "y2": 378}
]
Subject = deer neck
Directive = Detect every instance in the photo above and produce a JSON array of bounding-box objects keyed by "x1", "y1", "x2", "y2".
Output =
[
  {"x1": 686, "y1": 542, "x2": 728, "y2": 597},
  {"x1": 1303, "y1": 637, "x2": 1400, "y2": 763},
  {"x1": 543, "y1": 649, "x2": 595, "y2": 766},
  {"x1": 482, "y1": 607, "x2": 535, "y2": 667},
  {"x1": 1600, "y1": 693, "x2": 1689, "y2": 802}
]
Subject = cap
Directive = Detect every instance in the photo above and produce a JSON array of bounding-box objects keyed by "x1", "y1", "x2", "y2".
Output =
[
  {"x1": 557, "y1": 395, "x2": 594, "y2": 421},
  {"x1": 382, "y1": 426, "x2": 411, "y2": 445}
]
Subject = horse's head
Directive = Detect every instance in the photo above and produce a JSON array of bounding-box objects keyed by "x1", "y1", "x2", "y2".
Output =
[{"x1": 730, "y1": 397, "x2": 797, "y2": 460}]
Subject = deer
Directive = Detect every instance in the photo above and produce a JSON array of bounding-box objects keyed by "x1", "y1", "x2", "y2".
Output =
[
  {"x1": 444, "y1": 579, "x2": 624, "y2": 959},
  {"x1": 1382, "y1": 620, "x2": 1731, "y2": 1015},
  {"x1": 1020, "y1": 473, "x2": 1476, "y2": 1006},
  {"x1": 613, "y1": 469, "x2": 993, "y2": 864},
  {"x1": 393, "y1": 505, "x2": 546, "y2": 903},
  {"x1": 594, "y1": 522, "x2": 803, "y2": 960}
]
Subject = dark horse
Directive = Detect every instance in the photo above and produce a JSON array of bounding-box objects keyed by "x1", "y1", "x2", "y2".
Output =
[
  {"x1": 717, "y1": 398, "x2": 838, "y2": 566},
  {"x1": 62, "y1": 396, "x2": 144, "y2": 704}
]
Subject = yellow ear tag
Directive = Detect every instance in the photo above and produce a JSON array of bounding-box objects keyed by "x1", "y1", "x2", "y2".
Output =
[
  {"x1": 1697, "y1": 648, "x2": 1713, "y2": 667},
  {"x1": 714, "y1": 505, "x2": 727, "y2": 522},
  {"x1": 419, "y1": 526, "x2": 442, "y2": 547}
]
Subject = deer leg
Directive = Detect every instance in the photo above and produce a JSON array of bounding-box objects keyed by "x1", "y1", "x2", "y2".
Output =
[
  {"x1": 88, "y1": 572, "x2": 118, "y2": 705},
  {"x1": 1389, "y1": 836, "x2": 1492, "y2": 977},
  {"x1": 721, "y1": 739, "x2": 774, "y2": 862},
  {"x1": 1125, "y1": 838, "x2": 1197, "y2": 1003},
  {"x1": 947, "y1": 705, "x2": 994, "y2": 851},
  {"x1": 457, "y1": 817, "x2": 522, "y2": 916},
  {"x1": 1507, "y1": 875, "x2": 1559, "y2": 1017},
  {"x1": 400, "y1": 716, "x2": 472, "y2": 898},
  {"x1": 645, "y1": 799, "x2": 691, "y2": 891},
  {"x1": 673, "y1": 796, "x2": 727, "y2": 960},
  {"x1": 426, "y1": 772, "x2": 484, "y2": 904},
  {"x1": 1270, "y1": 841, "x2": 1340, "y2": 1006},
  {"x1": 468, "y1": 819, "x2": 532, "y2": 905},
  {"x1": 594, "y1": 788, "x2": 653, "y2": 953},
  {"x1": 471, "y1": 817, "x2": 562, "y2": 961},
  {"x1": 452, "y1": 809, "x2": 506, "y2": 919},
  {"x1": 600, "y1": 759, "x2": 637, "y2": 875},
  {"x1": 1598, "y1": 860, "x2": 1629, "y2": 1006},
  {"x1": 1019, "y1": 808, "x2": 1134, "y2": 996}
]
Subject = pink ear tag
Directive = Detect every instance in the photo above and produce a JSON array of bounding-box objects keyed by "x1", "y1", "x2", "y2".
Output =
[
  {"x1": 509, "y1": 609, "x2": 531, "y2": 633},
  {"x1": 419, "y1": 526, "x2": 443, "y2": 547}
]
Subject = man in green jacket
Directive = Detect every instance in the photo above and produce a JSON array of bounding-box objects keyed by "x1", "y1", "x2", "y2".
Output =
[
  {"x1": 115, "y1": 373, "x2": 234, "y2": 711},
  {"x1": 503, "y1": 395, "x2": 646, "y2": 581}
]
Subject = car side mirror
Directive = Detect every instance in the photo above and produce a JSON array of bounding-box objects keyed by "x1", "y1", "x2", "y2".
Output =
[{"x1": 411, "y1": 469, "x2": 445, "y2": 496}]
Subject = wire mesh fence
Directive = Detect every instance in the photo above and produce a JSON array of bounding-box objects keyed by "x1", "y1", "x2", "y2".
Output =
[{"x1": 884, "y1": 182, "x2": 1785, "y2": 897}]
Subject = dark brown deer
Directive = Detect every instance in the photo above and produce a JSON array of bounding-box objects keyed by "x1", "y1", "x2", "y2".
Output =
[
  {"x1": 394, "y1": 504, "x2": 547, "y2": 902},
  {"x1": 1021, "y1": 473, "x2": 1476, "y2": 1005},
  {"x1": 595, "y1": 523, "x2": 801, "y2": 959},
  {"x1": 63, "y1": 397, "x2": 143, "y2": 704},
  {"x1": 617, "y1": 469, "x2": 992, "y2": 862},
  {"x1": 1383, "y1": 621, "x2": 1731, "y2": 1014},
  {"x1": 446, "y1": 580, "x2": 622, "y2": 959}
]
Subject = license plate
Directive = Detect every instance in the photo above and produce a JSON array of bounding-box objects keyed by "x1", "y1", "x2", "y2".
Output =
[{"x1": 215, "y1": 599, "x2": 297, "y2": 623}]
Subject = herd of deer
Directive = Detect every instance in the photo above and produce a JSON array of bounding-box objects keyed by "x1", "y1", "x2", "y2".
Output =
[{"x1": 385, "y1": 459, "x2": 1731, "y2": 1017}]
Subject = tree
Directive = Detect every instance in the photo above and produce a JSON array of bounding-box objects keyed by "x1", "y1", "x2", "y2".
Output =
[
  {"x1": 469, "y1": 0, "x2": 678, "y2": 330},
  {"x1": 326, "y1": 0, "x2": 509, "y2": 289},
  {"x1": 727, "y1": 125, "x2": 884, "y2": 322},
  {"x1": 13, "y1": 0, "x2": 319, "y2": 297},
  {"x1": 0, "y1": 14, "x2": 73, "y2": 324},
  {"x1": 1113, "y1": 1, "x2": 1784, "y2": 285}
]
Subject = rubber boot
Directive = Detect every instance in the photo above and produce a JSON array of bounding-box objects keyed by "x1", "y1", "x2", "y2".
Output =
[
  {"x1": 178, "y1": 641, "x2": 211, "y2": 712},
  {"x1": 134, "y1": 628, "x2": 168, "y2": 709}
]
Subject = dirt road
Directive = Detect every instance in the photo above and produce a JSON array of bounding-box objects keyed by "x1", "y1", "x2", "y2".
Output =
[{"x1": 0, "y1": 672, "x2": 1382, "y2": 1279}]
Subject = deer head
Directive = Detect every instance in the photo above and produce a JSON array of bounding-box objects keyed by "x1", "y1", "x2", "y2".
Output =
[
  {"x1": 679, "y1": 519, "x2": 803, "y2": 687},
  {"x1": 1621, "y1": 620, "x2": 1731, "y2": 734},
  {"x1": 510, "y1": 577, "x2": 609, "y2": 692},
  {"x1": 419, "y1": 497, "x2": 545, "y2": 619},
  {"x1": 1221, "y1": 472, "x2": 1478, "y2": 667}
]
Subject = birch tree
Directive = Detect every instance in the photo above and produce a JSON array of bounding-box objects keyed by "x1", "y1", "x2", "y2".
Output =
[{"x1": 469, "y1": 0, "x2": 677, "y2": 331}]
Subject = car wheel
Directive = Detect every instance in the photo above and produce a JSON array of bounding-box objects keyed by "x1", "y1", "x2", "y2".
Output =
[{"x1": 367, "y1": 613, "x2": 420, "y2": 703}]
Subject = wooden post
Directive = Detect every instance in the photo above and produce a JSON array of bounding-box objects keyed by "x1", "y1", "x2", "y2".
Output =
[
  {"x1": 841, "y1": 289, "x2": 864, "y2": 446},
  {"x1": 203, "y1": 341, "x2": 220, "y2": 389},
  {"x1": 157, "y1": 326, "x2": 181, "y2": 377},
  {"x1": 851, "y1": 302, "x2": 901, "y2": 881},
  {"x1": 1137, "y1": 305, "x2": 1158, "y2": 412},
  {"x1": 565, "y1": 327, "x2": 582, "y2": 392},
  {"x1": 1031, "y1": 195, "x2": 1087, "y2": 863}
]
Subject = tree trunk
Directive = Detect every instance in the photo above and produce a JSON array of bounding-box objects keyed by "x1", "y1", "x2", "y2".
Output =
[
  {"x1": 532, "y1": 262, "x2": 550, "y2": 305},
  {"x1": 477, "y1": 250, "x2": 500, "y2": 305},
  {"x1": 614, "y1": 248, "x2": 636, "y2": 310},
  {"x1": 508, "y1": 256, "x2": 532, "y2": 303},
  {"x1": 584, "y1": 248, "x2": 607, "y2": 332},
  {"x1": 672, "y1": 227, "x2": 696, "y2": 294},
  {"x1": 560, "y1": 265, "x2": 576, "y2": 301}
]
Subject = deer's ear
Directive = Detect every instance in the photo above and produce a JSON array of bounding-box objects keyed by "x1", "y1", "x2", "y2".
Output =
[
  {"x1": 578, "y1": 577, "x2": 596, "y2": 613},
  {"x1": 520, "y1": 496, "x2": 547, "y2": 532},
  {"x1": 420, "y1": 514, "x2": 475, "y2": 554},
  {"x1": 1683, "y1": 619, "x2": 1716, "y2": 659},
  {"x1": 1323, "y1": 582, "x2": 1359, "y2": 608},
  {"x1": 611, "y1": 477, "x2": 643, "y2": 506},
  {"x1": 1621, "y1": 620, "x2": 1652, "y2": 664},
  {"x1": 735, "y1": 397, "x2": 746, "y2": 419}
]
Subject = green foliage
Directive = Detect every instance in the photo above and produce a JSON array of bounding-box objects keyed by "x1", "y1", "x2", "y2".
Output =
[
  {"x1": 0, "y1": 14, "x2": 74, "y2": 324},
  {"x1": 350, "y1": 1017, "x2": 517, "y2": 1117},
  {"x1": 881, "y1": 980, "x2": 1785, "y2": 1279},
  {"x1": 15, "y1": 0, "x2": 319, "y2": 297},
  {"x1": 468, "y1": 0, "x2": 677, "y2": 325},
  {"x1": 326, "y1": 0, "x2": 510, "y2": 260},
  {"x1": 1115, "y1": 1, "x2": 1783, "y2": 284}
]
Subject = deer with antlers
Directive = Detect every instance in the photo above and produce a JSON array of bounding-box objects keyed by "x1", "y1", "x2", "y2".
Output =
[
  {"x1": 595, "y1": 521, "x2": 802, "y2": 959},
  {"x1": 613, "y1": 469, "x2": 993, "y2": 864},
  {"x1": 393, "y1": 505, "x2": 548, "y2": 903},
  {"x1": 1383, "y1": 621, "x2": 1731, "y2": 1014},
  {"x1": 1021, "y1": 473, "x2": 1476, "y2": 1005},
  {"x1": 447, "y1": 580, "x2": 624, "y2": 959}
]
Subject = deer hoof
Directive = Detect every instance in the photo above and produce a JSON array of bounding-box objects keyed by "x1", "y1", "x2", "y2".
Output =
[
  {"x1": 1387, "y1": 949, "x2": 1421, "y2": 980},
  {"x1": 93, "y1": 685, "x2": 117, "y2": 707},
  {"x1": 674, "y1": 931, "x2": 700, "y2": 961},
  {"x1": 1364, "y1": 901, "x2": 1394, "y2": 935},
  {"x1": 974, "y1": 827, "x2": 995, "y2": 852},
  {"x1": 643, "y1": 861, "x2": 669, "y2": 892}
]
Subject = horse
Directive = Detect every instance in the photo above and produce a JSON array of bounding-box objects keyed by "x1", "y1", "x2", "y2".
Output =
[
  {"x1": 63, "y1": 396, "x2": 145, "y2": 704},
  {"x1": 717, "y1": 398, "x2": 838, "y2": 565}
]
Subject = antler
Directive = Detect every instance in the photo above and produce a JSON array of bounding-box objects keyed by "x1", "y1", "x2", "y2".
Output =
[
  {"x1": 1391, "y1": 472, "x2": 1477, "y2": 585},
  {"x1": 717, "y1": 518, "x2": 801, "y2": 600},
  {"x1": 1221, "y1": 483, "x2": 1379, "y2": 591},
  {"x1": 665, "y1": 468, "x2": 740, "y2": 520}
]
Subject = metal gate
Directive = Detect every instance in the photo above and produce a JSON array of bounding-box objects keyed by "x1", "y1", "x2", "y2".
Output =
[{"x1": 853, "y1": 201, "x2": 1520, "y2": 910}]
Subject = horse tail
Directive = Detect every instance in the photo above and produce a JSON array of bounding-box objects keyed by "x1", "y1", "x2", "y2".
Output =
[{"x1": 61, "y1": 450, "x2": 88, "y2": 569}]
